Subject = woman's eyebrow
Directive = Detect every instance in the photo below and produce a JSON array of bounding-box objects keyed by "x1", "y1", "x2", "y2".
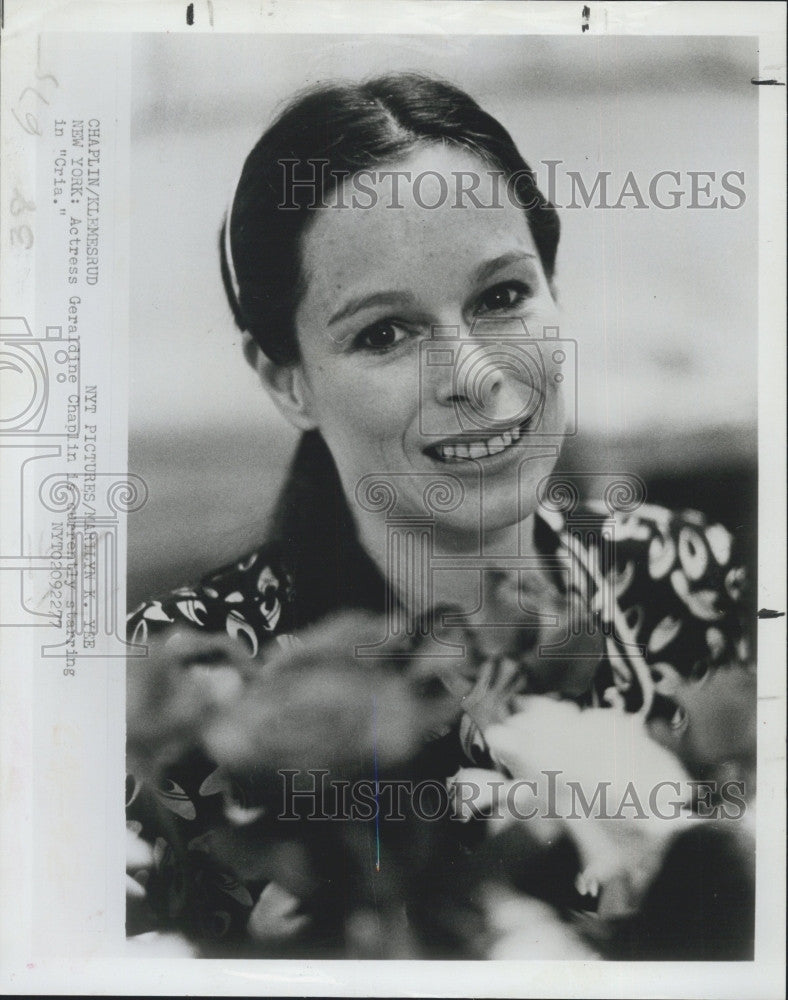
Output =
[
  {"x1": 326, "y1": 250, "x2": 538, "y2": 328},
  {"x1": 327, "y1": 290, "x2": 418, "y2": 327},
  {"x1": 473, "y1": 250, "x2": 538, "y2": 286}
]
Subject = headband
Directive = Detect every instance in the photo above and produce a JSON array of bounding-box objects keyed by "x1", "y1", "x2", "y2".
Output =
[{"x1": 223, "y1": 167, "x2": 242, "y2": 310}]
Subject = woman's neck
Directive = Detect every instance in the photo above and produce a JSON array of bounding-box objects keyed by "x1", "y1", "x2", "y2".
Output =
[{"x1": 354, "y1": 507, "x2": 542, "y2": 619}]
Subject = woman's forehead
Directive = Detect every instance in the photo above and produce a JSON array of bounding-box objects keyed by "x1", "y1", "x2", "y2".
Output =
[{"x1": 297, "y1": 145, "x2": 538, "y2": 318}]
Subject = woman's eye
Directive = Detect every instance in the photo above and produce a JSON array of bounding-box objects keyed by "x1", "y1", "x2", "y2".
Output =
[
  {"x1": 356, "y1": 321, "x2": 406, "y2": 351},
  {"x1": 476, "y1": 282, "x2": 529, "y2": 313}
]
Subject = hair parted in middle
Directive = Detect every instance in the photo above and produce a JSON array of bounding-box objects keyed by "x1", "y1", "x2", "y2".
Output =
[{"x1": 220, "y1": 72, "x2": 560, "y2": 365}]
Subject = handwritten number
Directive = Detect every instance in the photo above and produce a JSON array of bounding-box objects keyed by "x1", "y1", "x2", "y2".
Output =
[
  {"x1": 34, "y1": 67, "x2": 59, "y2": 87},
  {"x1": 19, "y1": 86, "x2": 50, "y2": 106},
  {"x1": 7, "y1": 42, "x2": 56, "y2": 249},
  {"x1": 10, "y1": 189, "x2": 36, "y2": 216},
  {"x1": 10, "y1": 225, "x2": 34, "y2": 249},
  {"x1": 11, "y1": 107, "x2": 42, "y2": 136}
]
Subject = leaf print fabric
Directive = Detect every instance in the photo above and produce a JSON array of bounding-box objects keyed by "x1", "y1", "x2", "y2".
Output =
[{"x1": 126, "y1": 502, "x2": 753, "y2": 950}]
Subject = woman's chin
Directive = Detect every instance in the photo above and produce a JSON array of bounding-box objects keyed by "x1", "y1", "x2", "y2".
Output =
[{"x1": 401, "y1": 466, "x2": 550, "y2": 544}]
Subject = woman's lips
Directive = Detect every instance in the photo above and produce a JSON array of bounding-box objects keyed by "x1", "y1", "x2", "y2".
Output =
[{"x1": 426, "y1": 414, "x2": 536, "y2": 462}]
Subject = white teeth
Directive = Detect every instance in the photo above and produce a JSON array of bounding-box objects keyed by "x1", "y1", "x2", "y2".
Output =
[{"x1": 436, "y1": 423, "x2": 525, "y2": 462}]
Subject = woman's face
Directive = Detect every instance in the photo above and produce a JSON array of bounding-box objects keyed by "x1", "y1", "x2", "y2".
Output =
[{"x1": 291, "y1": 145, "x2": 566, "y2": 541}]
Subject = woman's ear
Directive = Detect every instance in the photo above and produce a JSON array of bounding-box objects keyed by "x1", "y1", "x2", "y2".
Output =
[{"x1": 242, "y1": 332, "x2": 318, "y2": 431}]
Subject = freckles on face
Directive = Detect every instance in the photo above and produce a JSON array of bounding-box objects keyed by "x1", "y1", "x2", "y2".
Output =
[{"x1": 291, "y1": 145, "x2": 560, "y2": 483}]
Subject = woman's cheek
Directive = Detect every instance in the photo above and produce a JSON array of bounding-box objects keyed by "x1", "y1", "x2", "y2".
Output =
[
  {"x1": 317, "y1": 379, "x2": 401, "y2": 449},
  {"x1": 353, "y1": 367, "x2": 416, "y2": 426}
]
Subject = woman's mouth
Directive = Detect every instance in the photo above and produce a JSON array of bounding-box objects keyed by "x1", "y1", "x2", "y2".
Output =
[{"x1": 426, "y1": 415, "x2": 535, "y2": 463}]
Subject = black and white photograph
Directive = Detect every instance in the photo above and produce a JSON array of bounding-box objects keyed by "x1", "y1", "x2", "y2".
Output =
[{"x1": 0, "y1": 2, "x2": 785, "y2": 996}]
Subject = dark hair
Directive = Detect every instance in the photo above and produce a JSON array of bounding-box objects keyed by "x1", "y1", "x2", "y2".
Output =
[{"x1": 221, "y1": 72, "x2": 560, "y2": 365}]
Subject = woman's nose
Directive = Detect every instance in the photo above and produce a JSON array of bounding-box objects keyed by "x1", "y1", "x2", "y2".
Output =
[
  {"x1": 432, "y1": 341, "x2": 523, "y2": 425},
  {"x1": 431, "y1": 341, "x2": 495, "y2": 406}
]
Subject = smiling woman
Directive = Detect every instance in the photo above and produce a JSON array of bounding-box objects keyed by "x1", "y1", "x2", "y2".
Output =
[
  {"x1": 126, "y1": 72, "x2": 756, "y2": 960},
  {"x1": 259, "y1": 143, "x2": 565, "y2": 574}
]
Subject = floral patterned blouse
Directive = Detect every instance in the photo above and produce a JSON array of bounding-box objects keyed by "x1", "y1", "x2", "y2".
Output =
[{"x1": 126, "y1": 493, "x2": 753, "y2": 952}]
